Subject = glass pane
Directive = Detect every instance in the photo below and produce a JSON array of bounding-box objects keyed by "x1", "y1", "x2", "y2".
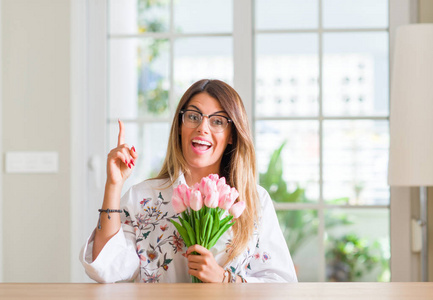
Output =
[
  {"x1": 109, "y1": 0, "x2": 170, "y2": 34},
  {"x1": 256, "y1": 121, "x2": 319, "y2": 202},
  {"x1": 323, "y1": 0, "x2": 388, "y2": 29},
  {"x1": 325, "y1": 208, "x2": 390, "y2": 282},
  {"x1": 323, "y1": 120, "x2": 389, "y2": 205},
  {"x1": 323, "y1": 32, "x2": 389, "y2": 116},
  {"x1": 256, "y1": 33, "x2": 319, "y2": 117},
  {"x1": 255, "y1": 0, "x2": 318, "y2": 30},
  {"x1": 277, "y1": 210, "x2": 319, "y2": 281},
  {"x1": 174, "y1": 0, "x2": 232, "y2": 33},
  {"x1": 174, "y1": 37, "x2": 233, "y2": 101},
  {"x1": 108, "y1": 121, "x2": 170, "y2": 194},
  {"x1": 109, "y1": 38, "x2": 170, "y2": 119}
]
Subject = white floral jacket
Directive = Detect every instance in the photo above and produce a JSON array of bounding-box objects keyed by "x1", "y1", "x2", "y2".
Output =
[{"x1": 80, "y1": 174, "x2": 298, "y2": 283}]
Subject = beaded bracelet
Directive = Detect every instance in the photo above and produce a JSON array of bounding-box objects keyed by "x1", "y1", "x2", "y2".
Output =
[
  {"x1": 222, "y1": 269, "x2": 229, "y2": 283},
  {"x1": 97, "y1": 208, "x2": 123, "y2": 229},
  {"x1": 225, "y1": 268, "x2": 247, "y2": 283},
  {"x1": 229, "y1": 268, "x2": 236, "y2": 283},
  {"x1": 239, "y1": 274, "x2": 247, "y2": 283}
]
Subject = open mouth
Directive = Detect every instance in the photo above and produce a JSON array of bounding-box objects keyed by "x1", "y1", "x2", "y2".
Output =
[{"x1": 192, "y1": 139, "x2": 212, "y2": 151}]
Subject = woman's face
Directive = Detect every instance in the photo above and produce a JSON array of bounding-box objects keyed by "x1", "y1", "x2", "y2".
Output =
[{"x1": 180, "y1": 92, "x2": 232, "y2": 177}]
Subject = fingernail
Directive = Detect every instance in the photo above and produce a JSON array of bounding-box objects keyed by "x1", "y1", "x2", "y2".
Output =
[
  {"x1": 131, "y1": 160, "x2": 135, "y2": 166},
  {"x1": 132, "y1": 146, "x2": 136, "y2": 152},
  {"x1": 125, "y1": 160, "x2": 128, "y2": 165}
]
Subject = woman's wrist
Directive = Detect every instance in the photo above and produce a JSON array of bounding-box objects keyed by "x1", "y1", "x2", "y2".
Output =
[
  {"x1": 222, "y1": 269, "x2": 229, "y2": 283},
  {"x1": 102, "y1": 181, "x2": 123, "y2": 208},
  {"x1": 222, "y1": 268, "x2": 247, "y2": 283},
  {"x1": 105, "y1": 180, "x2": 123, "y2": 192}
]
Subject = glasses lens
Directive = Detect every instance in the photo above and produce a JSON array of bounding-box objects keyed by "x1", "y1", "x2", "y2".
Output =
[
  {"x1": 183, "y1": 111, "x2": 201, "y2": 127},
  {"x1": 209, "y1": 116, "x2": 228, "y2": 132},
  {"x1": 182, "y1": 110, "x2": 229, "y2": 132}
]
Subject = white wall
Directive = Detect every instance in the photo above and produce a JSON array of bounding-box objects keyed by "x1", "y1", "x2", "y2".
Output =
[{"x1": 1, "y1": 0, "x2": 70, "y2": 282}]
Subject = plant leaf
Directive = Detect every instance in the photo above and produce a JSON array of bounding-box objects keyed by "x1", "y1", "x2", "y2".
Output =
[{"x1": 179, "y1": 217, "x2": 196, "y2": 245}]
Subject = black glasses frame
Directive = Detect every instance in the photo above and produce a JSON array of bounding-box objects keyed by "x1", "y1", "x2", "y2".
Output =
[{"x1": 179, "y1": 109, "x2": 232, "y2": 131}]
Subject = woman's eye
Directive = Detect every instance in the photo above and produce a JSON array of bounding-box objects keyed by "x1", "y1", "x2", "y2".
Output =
[
  {"x1": 212, "y1": 118, "x2": 224, "y2": 126},
  {"x1": 188, "y1": 113, "x2": 200, "y2": 121}
]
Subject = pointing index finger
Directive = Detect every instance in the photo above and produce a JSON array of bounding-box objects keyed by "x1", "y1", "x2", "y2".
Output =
[{"x1": 117, "y1": 119, "x2": 125, "y2": 146}]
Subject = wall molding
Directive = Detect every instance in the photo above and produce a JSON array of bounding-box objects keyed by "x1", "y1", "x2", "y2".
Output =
[{"x1": 70, "y1": 0, "x2": 90, "y2": 283}]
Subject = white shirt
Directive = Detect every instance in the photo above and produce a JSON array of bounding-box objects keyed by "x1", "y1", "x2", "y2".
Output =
[{"x1": 80, "y1": 175, "x2": 298, "y2": 283}]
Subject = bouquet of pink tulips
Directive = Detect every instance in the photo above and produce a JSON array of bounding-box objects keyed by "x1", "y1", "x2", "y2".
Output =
[{"x1": 170, "y1": 174, "x2": 246, "y2": 283}]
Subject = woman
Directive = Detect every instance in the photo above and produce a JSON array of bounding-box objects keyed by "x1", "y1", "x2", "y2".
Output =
[{"x1": 80, "y1": 79, "x2": 297, "y2": 283}]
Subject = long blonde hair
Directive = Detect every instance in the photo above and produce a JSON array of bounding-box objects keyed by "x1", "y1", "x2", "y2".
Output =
[{"x1": 155, "y1": 79, "x2": 259, "y2": 264}]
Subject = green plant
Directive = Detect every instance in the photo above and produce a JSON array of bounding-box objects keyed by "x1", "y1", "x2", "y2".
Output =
[
  {"x1": 259, "y1": 141, "x2": 389, "y2": 282},
  {"x1": 138, "y1": 79, "x2": 169, "y2": 115},
  {"x1": 259, "y1": 141, "x2": 351, "y2": 256},
  {"x1": 259, "y1": 141, "x2": 305, "y2": 203},
  {"x1": 138, "y1": 0, "x2": 169, "y2": 33},
  {"x1": 325, "y1": 233, "x2": 385, "y2": 282}
]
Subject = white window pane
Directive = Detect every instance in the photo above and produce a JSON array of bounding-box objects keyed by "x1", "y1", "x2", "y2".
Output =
[
  {"x1": 323, "y1": 0, "x2": 388, "y2": 29},
  {"x1": 108, "y1": 121, "x2": 170, "y2": 194},
  {"x1": 256, "y1": 121, "x2": 319, "y2": 202},
  {"x1": 256, "y1": 33, "x2": 319, "y2": 117},
  {"x1": 323, "y1": 32, "x2": 389, "y2": 116},
  {"x1": 255, "y1": 0, "x2": 318, "y2": 30},
  {"x1": 325, "y1": 208, "x2": 390, "y2": 282},
  {"x1": 277, "y1": 210, "x2": 319, "y2": 282},
  {"x1": 174, "y1": 0, "x2": 232, "y2": 33},
  {"x1": 174, "y1": 37, "x2": 233, "y2": 100},
  {"x1": 109, "y1": 0, "x2": 170, "y2": 34},
  {"x1": 323, "y1": 120, "x2": 390, "y2": 205},
  {"x1": 109, "y1": 38, "x2": 170, "y2": 119}
]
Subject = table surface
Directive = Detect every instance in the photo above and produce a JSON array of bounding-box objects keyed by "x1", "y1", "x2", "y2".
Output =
[{"x1": 1, "y1": 282, "x2": 432, "y2": 299}]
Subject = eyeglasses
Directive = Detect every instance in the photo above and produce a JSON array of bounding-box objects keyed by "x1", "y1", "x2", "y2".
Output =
[{"x1": 180, "y1": 109, "x2": 232, "y2": 133}]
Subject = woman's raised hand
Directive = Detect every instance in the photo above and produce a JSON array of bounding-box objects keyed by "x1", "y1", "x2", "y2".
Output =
[{"x1": 106, "y1": 120, "x2": 138, "y2": 186}]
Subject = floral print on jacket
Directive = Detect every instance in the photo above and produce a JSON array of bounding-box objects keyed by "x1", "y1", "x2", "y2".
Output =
[{"x1": 80, "y1": 174, "x2": 298, "y2": 283}]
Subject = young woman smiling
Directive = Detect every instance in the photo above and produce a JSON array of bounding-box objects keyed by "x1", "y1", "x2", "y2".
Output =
[{"x1": 80, "y1": 79, "x2": 297, "y2": 283}]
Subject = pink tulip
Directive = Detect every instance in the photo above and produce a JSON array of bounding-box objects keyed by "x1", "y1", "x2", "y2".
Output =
[
  {"x1": 220, "y1": 187, "x2": 239, "y2": 210},
  {"x1": 203, "y1": 179, "x2": 219, "y2": 208},
  {"x1": 218, "y1": 184, "x2": 232, "y2": 209},
  {"x1": 216, "y1": 177, "x2": 226, "y2": 190},
  {"x1": 229, "y1": 187, "x2": 239, "y2": 202},
  {"x1": 177, "y1": 184, "x2": 191, "y2": 207},
  {"x1": 172, "y1": 188, "x2": 187, "y2": 214},
  {"x1": 190, "y1": 190, "x2": 203, "y2": 211},
  {"x1": 204, "y1": 191, "x2": 219, "y2": 208},
  {"x1": 229, "y1": 201, "x2": 245, "y2": 218},
  {"x1": 208, "y1": 174, "x2": 220, "y2": 182},
  {"x1": 198, "y1": 177, "x2": 209, "y2": 195},
  {"x1": 205, "y1": 178, "x2": 217, "y2": 195}
]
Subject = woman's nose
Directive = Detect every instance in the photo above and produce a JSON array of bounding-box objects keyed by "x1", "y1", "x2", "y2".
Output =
[{"x1": 196, "y1": 116, "x2": 210, "y2": 133}]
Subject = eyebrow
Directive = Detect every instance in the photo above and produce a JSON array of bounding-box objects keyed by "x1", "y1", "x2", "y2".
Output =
[{"x1": 187, "y1": 104, "x2": 227, "y2": 116}]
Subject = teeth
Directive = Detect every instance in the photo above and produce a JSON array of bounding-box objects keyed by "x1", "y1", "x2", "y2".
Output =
[{"x1": 192, "y1": 139, "x2": 211, "y2": 146}]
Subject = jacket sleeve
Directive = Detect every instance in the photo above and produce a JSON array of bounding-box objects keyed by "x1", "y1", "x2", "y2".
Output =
[
  {"x1": 79, "y1": 190, "x2": 140, "y2": 283},
  {"x1": 243, "y1": 187, "x2": 298, "y2": 283}
]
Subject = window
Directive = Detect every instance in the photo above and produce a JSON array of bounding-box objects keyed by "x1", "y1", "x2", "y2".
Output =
[
  {"x1": 107, "y1": 0, "x2": 233, "y2": 193},
  {"x1": 254, "y1": 0, "x2": 390, "y2": 281},
  {"x1": 95, "y1": 0, "x2": 397, "y2": 282}
]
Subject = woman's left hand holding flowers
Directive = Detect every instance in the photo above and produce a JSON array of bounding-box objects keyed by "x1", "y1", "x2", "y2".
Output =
[{"x1": 184, "y1": 245, "x2": 225, "y2": 283}]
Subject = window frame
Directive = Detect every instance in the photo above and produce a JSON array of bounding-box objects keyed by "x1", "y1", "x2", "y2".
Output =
[
  {"x1": 252, "y1": 0, "x2": 390, "y2": 282},
  {"x1": 72, "y1": 0, "x2": 415, "y2": 282}
]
